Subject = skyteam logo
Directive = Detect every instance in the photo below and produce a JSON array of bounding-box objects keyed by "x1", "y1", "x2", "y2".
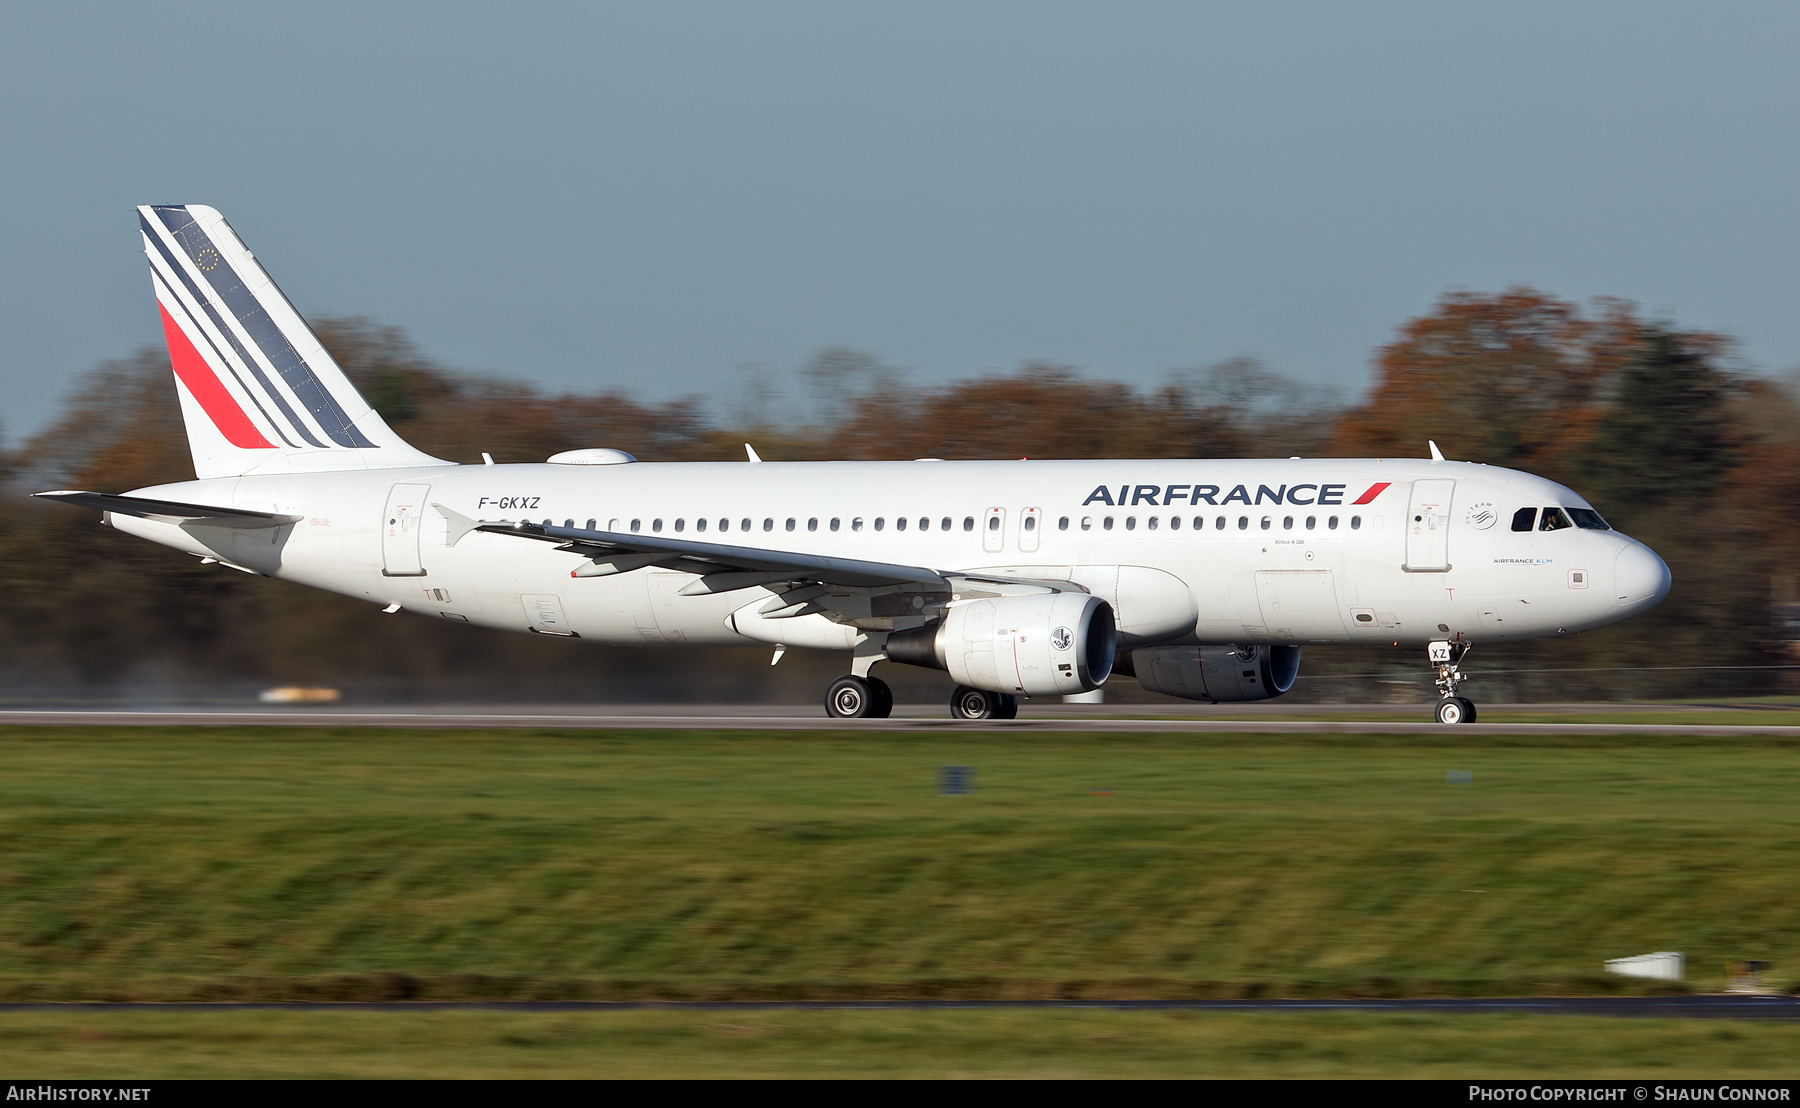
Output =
[{"x1": 1080, "y1": 482, "x2": 1391, "y2": 507}]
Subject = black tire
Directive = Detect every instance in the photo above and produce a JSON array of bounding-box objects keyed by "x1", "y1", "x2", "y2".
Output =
[
  {"x1": 826, "y1": 675, "x2": 875, "y2": 718},
  {"x1": 950, "y1": 685, "x2": 997, "y2": 720},
  {"x1": 994, "y1": 693, "x2": 1019, "y2": 720},
  {"x1": 1459, "y1": 696, "x2": 1477, "y2": 723},
  {"x1": 1434, "y1": 697, "x2": 1470, "y2": 725},
  {"x1": 867, "y1": 677, "x2": 894, "y2": 719}
]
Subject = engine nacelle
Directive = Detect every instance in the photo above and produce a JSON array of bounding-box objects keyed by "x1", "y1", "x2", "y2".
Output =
[
  {"x1": 886, "y1": 593, "x2": 1114, "y2": 695},
  {"x1": 1119, "y1": 644, "x2": 1301, "y2": 702}
]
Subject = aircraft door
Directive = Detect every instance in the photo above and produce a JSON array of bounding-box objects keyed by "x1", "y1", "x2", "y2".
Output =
[
  {"x1": 381, "y1": 483, "x2": 431, "y2": 576},
  {"x1": 1019, "y1": 507, "x2": 1041, "y2": 552},
  {"x1": 983, "y1": 507, "x2": 1006, "y2": 553},
  {"x1": 1404, "y1": 479, "x2": 1455, "y2": 572}
]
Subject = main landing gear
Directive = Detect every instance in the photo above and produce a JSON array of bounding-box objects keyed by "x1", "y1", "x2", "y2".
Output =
[
  {"x1": 825, "y1": 674, "x2": 893, "y2": 718},
  {"x1": 950, "y1": 685, "x2": 1018, "y2": 721},
  {"x1": 1429, "y1": 639, "x2": 1477, "y2": 725}
]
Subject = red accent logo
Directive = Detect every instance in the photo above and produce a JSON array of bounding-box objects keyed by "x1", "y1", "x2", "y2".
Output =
[
  {"x1": 158, "y1": 304, "x2": 274, "y2": 449},
  {"x1": 1351, "y1": 482, "x2": 1391, "y2": 505}
]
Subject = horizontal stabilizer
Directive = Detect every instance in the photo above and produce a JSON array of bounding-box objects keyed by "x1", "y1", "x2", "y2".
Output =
[{"x1": 35, "y1": 490, "x2": 303, "y2": 529}]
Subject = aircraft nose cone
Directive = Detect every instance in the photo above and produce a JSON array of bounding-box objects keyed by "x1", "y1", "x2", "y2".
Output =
[{"x1": 1614, "y1": 541, "x2": 1671, "y2": 612}]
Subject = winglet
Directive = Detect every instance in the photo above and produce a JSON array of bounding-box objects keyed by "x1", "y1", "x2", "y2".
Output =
[
  {"x1": 745, "y1": 443, "x2": 762, "y2": 463},
  {"x1": 1428, "y1": 440, "x2": 1446, "y2": 462}
]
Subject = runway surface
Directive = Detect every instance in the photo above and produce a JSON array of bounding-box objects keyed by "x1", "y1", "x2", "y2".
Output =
[
  {"x1": 2, "y1": 705, "x2": 1799, "y2": 735},
  {"x1": 1, "y1": 996, "x2": 1795, "y2": 1018}
]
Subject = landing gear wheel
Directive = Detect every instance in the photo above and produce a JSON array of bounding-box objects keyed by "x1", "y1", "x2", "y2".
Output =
[
  {"x1": 993, "y1": 693, "x2": 1018, "y2": 720},
  {"x1": 1434, "y1": 696, "x2": 1475, "y2": 725},
  {"x1": 951, "y1": 685, "x2": 1000, "y2": 720},
  {"x1": 866, "y1": 677, "x2": 893, "y2": 719},
  {"x1": 826, "y1": 675, "x2": 877, "y2": 718}
]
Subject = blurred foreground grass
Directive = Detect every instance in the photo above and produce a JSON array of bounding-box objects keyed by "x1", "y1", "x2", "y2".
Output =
[
  {"x1": 4, "y1": 1009, "x2": 1799, "y2": 1078},
  {"x1": 0, "y1": 726, "x2": 1797, "y2": 1001}
]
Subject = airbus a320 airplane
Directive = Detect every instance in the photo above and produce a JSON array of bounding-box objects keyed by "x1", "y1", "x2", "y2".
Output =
[{"x1": 39, "y1": 205, "x2": 1672, "y2": 723}]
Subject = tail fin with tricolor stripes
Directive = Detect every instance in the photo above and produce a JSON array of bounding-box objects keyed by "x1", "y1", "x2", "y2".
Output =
[{"x1": 138, "y1": 204, "x2": 448, "y2": 478}]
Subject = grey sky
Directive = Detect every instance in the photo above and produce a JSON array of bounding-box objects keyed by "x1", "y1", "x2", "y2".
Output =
[{"x1": 3, "y1": 1, "x2": 1796, "y2": 437}]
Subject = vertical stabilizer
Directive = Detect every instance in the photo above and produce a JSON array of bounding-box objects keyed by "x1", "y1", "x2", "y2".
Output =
[{"x1": 138, "y1": 204, "x2": 449, "y2": 478}]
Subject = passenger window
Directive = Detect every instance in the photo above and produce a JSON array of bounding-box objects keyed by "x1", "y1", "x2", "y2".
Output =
[
  {"x1": 1350, "y1": 516, "x2": 1361, "y2": 530},
  {"x1": 1058, "y1": 517, "x2": 1070, "y2": 531},
  {"x1": 1282, "y1": 516, "x2": 1293, "y2": 530},
  {"x1": 830, "y1": 518, "x2": 840, "y2": 532},
  {"x1": 695, "y1": 518, "x2": 707, "y2": 532},
  {"x1": 740, "y1": 518, "x2": 751, "y2": 532},
  {"x1": 785, "y1": 518, "x2": 796, "y2": 532},
  {"x1": 631, "y1": 519, "x2": 642, "y2": 533},
  {"x1": 674, "y1": 519, "x2": 685, "y2": 532},
  {"x1": 1169, "y1": 516, "x2": 1180, "y2": 530},
  {"x1": 941, "y1": 517, "x2": 953, "y2": 531},
  {"x1": 1511, "y1": 507, "x2": 1537, "y2": 532},
  {"x1": 852, "y1": 518, "x2": 863, "y2": 532},
  {"x1": 653, "y1": 519, "x2": 663, "y2": 533},
  {"x1": 919, "y1": 517, "x2": 930, "y2": 531},
  {"x1": 1216, "y1": 516, "x2": 1226, "y2": 530},
  {"x1": 1567, "y1": 507, "x2": 1611, "y2": 531},
  {"x1": 1540, "y1": 507, "x2": 1573, "y2": 531},
  {"x1": 987, "y1": 515, "x2": 998, "y2": 532},
  {"x1": 1237, "y1": 516, "x2": 1248, "y2": 530},
  {"x1": 1260, "y1": 516, "x2": 1271, "y2": 530},
  {"x1": 1191, "y1": 516, "x2": 1203, "y2": 530},
  {"x1": 963, "y1": 516, "x2": 975, "y2": 531},
  {"x1": 896, "y1": 517, "x2": 907, "y2": 531},
  {"x1": 1328, "y1": 516, "x2": 1338, "y2": 530},
  {"x1": 1104, "y1": 517, "x2": 1115, "y2": 531},
  {"x1": 1081, "y1": 517, "x2": 1093, "y2": 531},
  {"x1": 807, "y1": 518, "x2": 817, "y2": 532},
  {"x1": 718, "y1": 518, "x2": 728, "y2": 532},
  {"x1": 875, "y1": 517, "x2": 885, "y2": 531},
  {"x1": 1305, "y1": 516, "x2": 1315, "y2": 530},
  {"x1": 763, "y1": 518, "x2": 774, "y2": 532},
  {"x1": 1125, "y1": 517, "x2": 1137, "y2": 531},
  {"x1": 586, "y1": 519, "x2": 596, "y2": 530},
  {"x1": 1024, "y1": 516, "x2": 1036, "y2": 532}
]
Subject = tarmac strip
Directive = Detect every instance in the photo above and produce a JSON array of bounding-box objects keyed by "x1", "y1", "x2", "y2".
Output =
[
  {"x1": 0, "y1": 997, "x2": 1793, "y2": 1018},
  {"x1": 2, "y1": 709, "x2": 1799, "y2": 735}
]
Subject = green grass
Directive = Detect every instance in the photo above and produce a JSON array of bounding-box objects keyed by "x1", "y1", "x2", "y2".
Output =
[
  {"x1": 3, "y1": 1009, "x2": 1799, "y2": 1078},
  {"x1": 1, "y1": 725, "x2": 1798, "y2": 1004}
]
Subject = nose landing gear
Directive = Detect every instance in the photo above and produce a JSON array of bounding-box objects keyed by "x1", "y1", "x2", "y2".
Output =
[{"x1": 1428, "y1": 639, "x2": 1476, "y2": 724}]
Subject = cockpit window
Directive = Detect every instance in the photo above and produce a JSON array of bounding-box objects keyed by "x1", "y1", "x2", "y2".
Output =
[
  {"x1": 1539, "y1": 507, "x2": 1573, "y2": 531},
  {"x1": 1511, "y1": 507, "x2": 1537, "y2": 532},
  {"x1": 1567, "y1": 507, "x2": 1610, "y2": 531}
]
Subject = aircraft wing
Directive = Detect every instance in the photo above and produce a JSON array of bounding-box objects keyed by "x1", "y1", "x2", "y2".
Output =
[
  {"x1": 443, "y1": 506, "x2": 1079, "y2": 598},
  {"x1": 465, "y1": 516, "x2": 951, "y2": 590},
  {"x1": 35, "y1": 490, "x2": 303, "y2": 529}
]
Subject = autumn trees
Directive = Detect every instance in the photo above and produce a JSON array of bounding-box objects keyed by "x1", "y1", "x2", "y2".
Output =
[{"x1": 0, "y1": 286, "x2": 1794, "y2": 699}]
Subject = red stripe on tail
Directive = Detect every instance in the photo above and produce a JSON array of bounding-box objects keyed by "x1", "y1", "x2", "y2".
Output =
[
  {"x1": 158, "y1": 304, "x2": 274, "y2": 449},
  {"x1": 1351, "y1": 482, "x2": 1391, "y2": 505}
]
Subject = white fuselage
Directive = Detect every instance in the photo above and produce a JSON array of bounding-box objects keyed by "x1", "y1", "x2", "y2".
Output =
[{"x1": 106, "y1": 457, "x2": 1670, "y2": 659}]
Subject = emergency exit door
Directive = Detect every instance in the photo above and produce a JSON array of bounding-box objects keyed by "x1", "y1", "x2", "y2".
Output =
[
  {"x1": 1404, "y1": 479, "x2": 1455, "y2": 572},
  {"x1": 381, "y1": 483, "x2": 431, "y2": 576}
]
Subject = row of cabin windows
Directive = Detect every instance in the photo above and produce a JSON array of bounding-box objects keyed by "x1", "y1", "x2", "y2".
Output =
[
  {"x1": 1060, "y1": 514, "x2": 1359, "y2": 532},
  {"x1": 546, "y1": 514, "x2": 1362, "y2": 535},
  {"x1": 605, "y1": 516, "x2": 981, "y2": 534},
  {"x1": 1511, "y1": 506, "x2": 1611, "y2": 532}
]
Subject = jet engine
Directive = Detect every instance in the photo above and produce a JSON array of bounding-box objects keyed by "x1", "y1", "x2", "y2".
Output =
[
  {"x1": 885, "y1": 593, "x2": 1115, "y2": 696},
  {"x1": 1116, "y1": 644, "x2": 1301, "y2": 702}
]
